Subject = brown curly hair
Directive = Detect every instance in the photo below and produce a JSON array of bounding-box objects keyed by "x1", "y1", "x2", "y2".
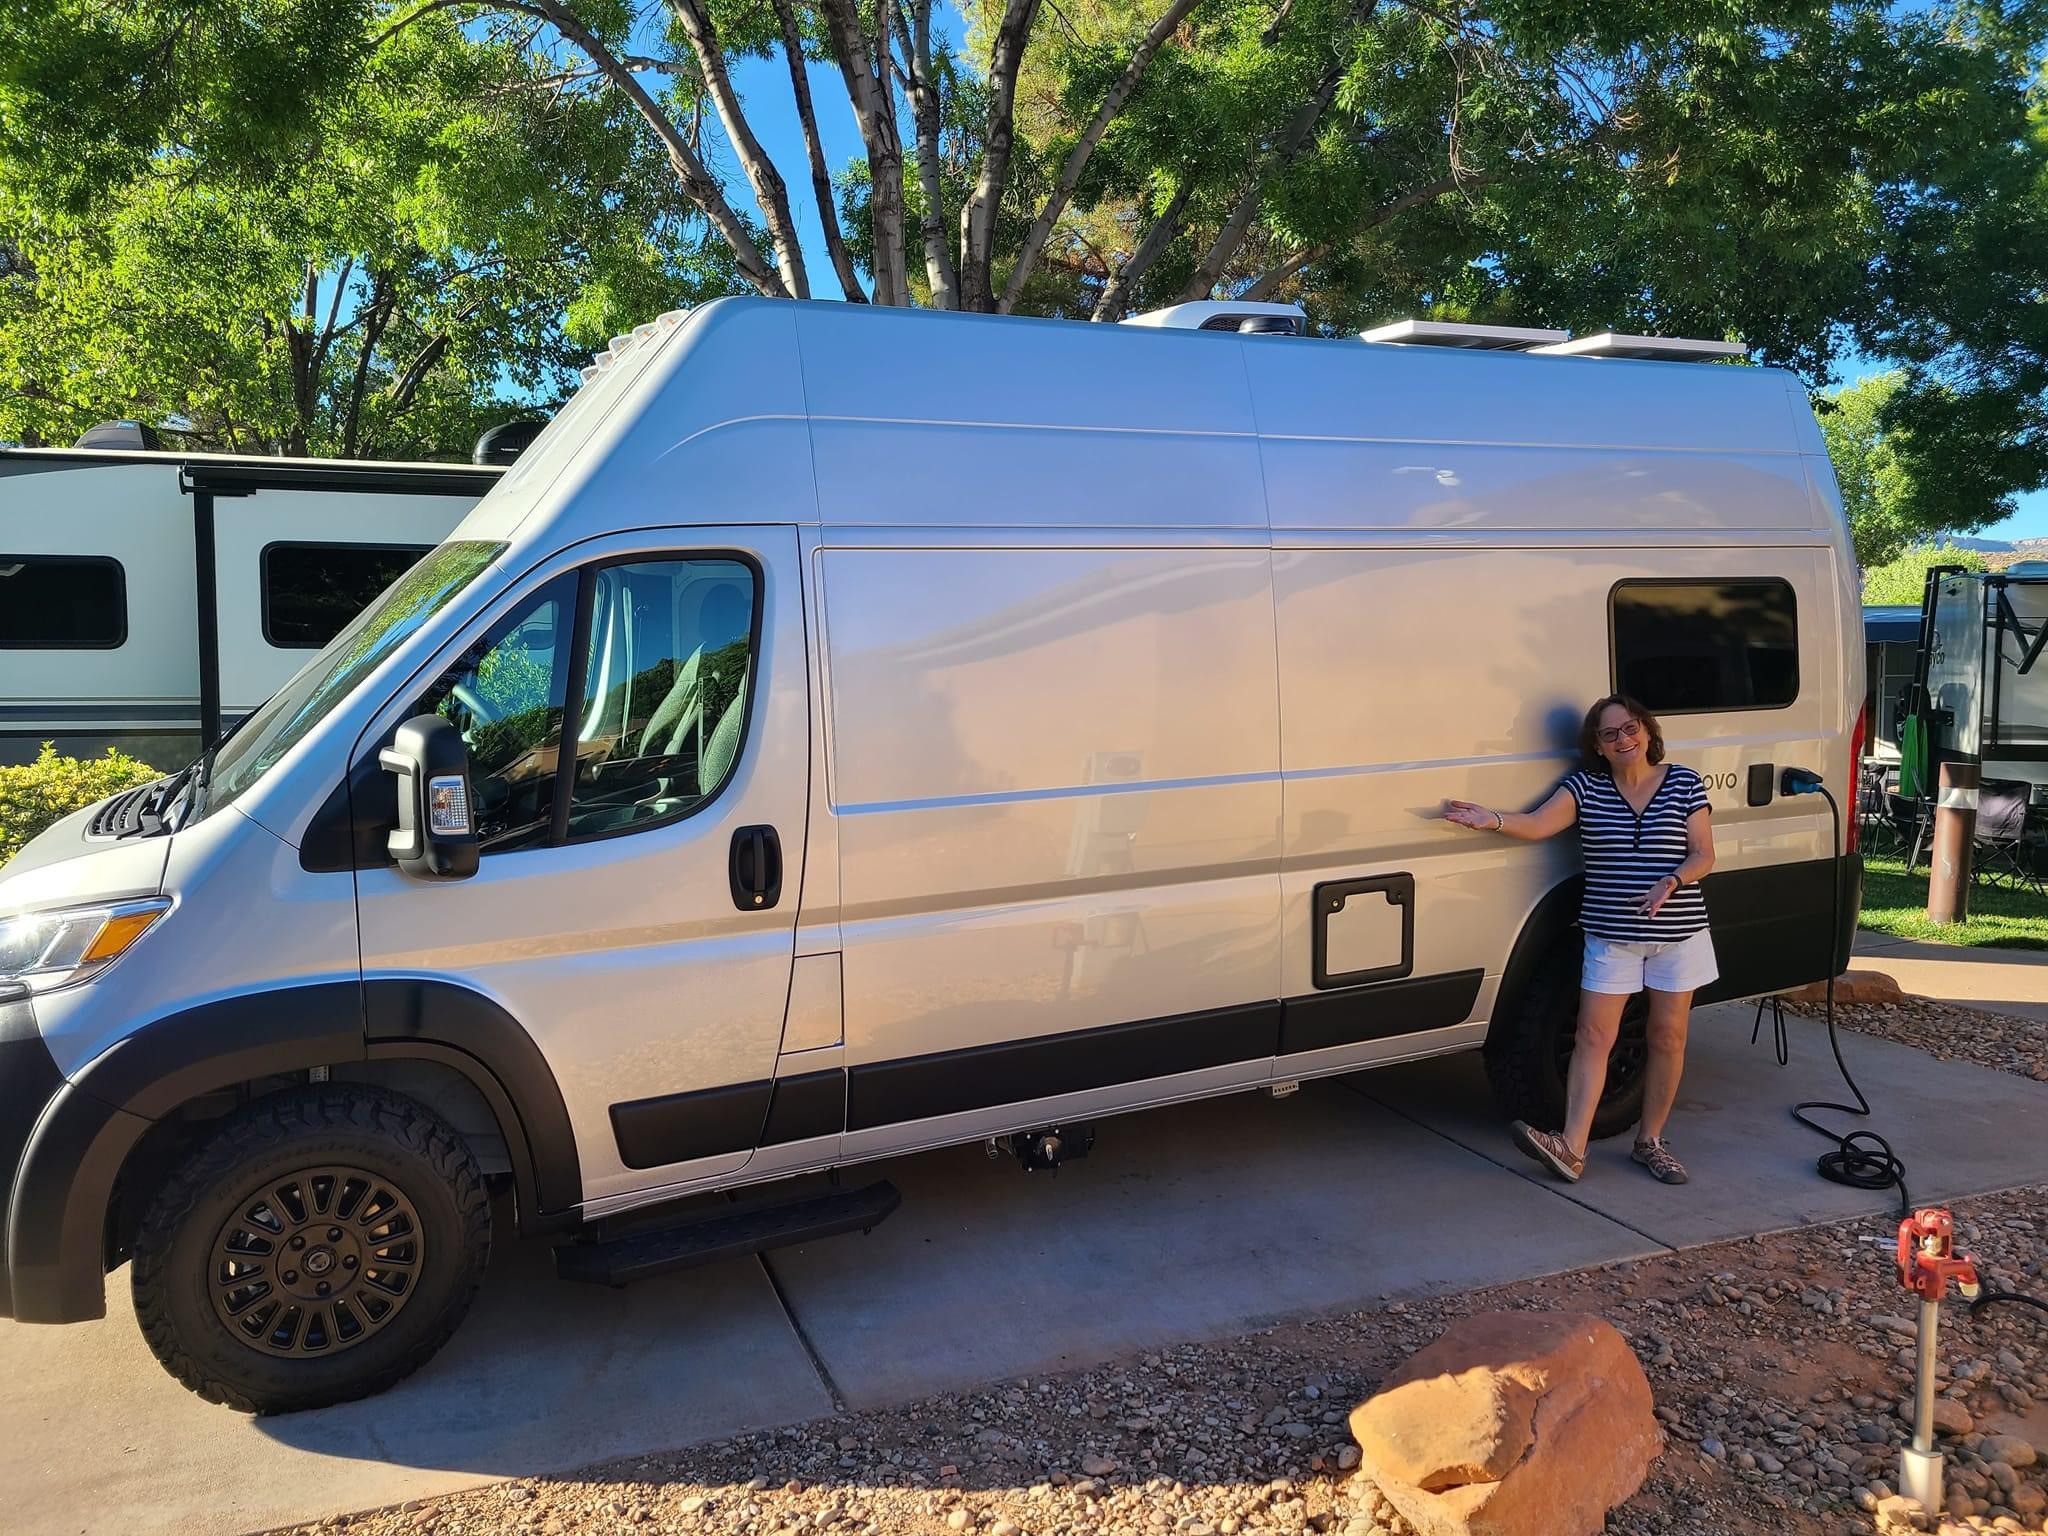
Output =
[{"x1": 1579, "y1": 694, "x2": 1664, "y2": 774}]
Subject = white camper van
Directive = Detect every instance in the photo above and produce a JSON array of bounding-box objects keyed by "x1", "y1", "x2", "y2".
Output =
[
  {"x1": 0, "y1": 445, "x2": 500, "y2": 768},
  {"x1": 0, "y1": 298, "x2": 1864, "y2": 1411}
]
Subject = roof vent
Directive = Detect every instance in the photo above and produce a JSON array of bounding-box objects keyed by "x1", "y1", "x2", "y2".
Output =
[
  {"x1": 1122, "y1": 300, "x2": 1307, "y2": 332},
  {"x1": 1529, "y1": 332, "x2": 1746, "y2": 361},
  {"x1": 1360, "y1": 320, "x2": 1566, "y2": 351},
  {"x1": 74, "y1": 419, "x2": 164, "y2": 450}
]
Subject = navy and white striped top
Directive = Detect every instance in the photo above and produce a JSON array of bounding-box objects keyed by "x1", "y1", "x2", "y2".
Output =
[{"x1": 1561, "y1": 765, "x2": 1712, "y2": 942}]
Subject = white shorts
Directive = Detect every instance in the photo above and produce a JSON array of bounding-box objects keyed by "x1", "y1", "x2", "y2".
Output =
[{"x1": 1582, "y1": 930, "x2": 1719, "y2": 996}]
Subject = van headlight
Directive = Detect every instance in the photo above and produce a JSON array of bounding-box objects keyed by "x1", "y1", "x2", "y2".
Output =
[{"x1": 0, "y1": 898, "x2": 170, "y2": 995}]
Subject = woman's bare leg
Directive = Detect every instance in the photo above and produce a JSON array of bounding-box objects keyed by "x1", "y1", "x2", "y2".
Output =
[
  {"x1": 1561, "y1": 989, "x2": 1630, "y2": 1156},
  {"x1": 1635, "y1": 987, "x2": 1693, "y2": 1142}
]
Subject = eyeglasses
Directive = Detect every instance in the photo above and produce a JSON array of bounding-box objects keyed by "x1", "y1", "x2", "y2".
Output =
[{"x1": 1598, "y1": 719, "x2": 1644, "y2": 745}]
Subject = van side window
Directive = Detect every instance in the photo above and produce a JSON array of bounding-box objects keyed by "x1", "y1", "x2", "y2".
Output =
[
  {"x1": 1610, "y1": 579, "x2": 1798, "y2": 712},
  {"x1": 563, "y1": 559, "x2": 756, "y2": 840},
  {"x1": 263, "y1": 542, "x2": 434, "y2": 648},
  {"x1": 415, "y1": 572, "x2": 577, "y2": 854},
  {"x1": 0, "y1": 555, "x2": 125, "y2": 648}
]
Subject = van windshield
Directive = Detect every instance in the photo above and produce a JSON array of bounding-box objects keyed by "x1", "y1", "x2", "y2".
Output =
[{"x1": 204, "y1": 540, "x2": 505, "y2": 816}]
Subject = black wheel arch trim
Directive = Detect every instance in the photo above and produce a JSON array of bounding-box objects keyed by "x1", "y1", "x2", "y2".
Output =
[
  {"x1": 7, "y1": 977, "x2": 581, "y2": 1324},
  {"x1": 362, "y1": 978, "x2": 582, "y2": 1222}
]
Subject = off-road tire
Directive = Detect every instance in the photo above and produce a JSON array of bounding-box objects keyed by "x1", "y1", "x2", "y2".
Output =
[
  {"x1": 131, "y1": 1087, "x2": 490, "y2": 1414},
  {"x1": 1484, "y1": 937, "x2": 1650, "y2": 1141}
]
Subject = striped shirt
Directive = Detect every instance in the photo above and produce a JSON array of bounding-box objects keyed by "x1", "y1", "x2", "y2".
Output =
[{"x1": 1561, "y1": 764, "x2": 1711, "y2": 942}]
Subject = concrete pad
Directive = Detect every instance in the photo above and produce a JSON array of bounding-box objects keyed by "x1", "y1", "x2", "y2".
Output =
[
  {"x1": 0, "y1": 1212, "x2": 831, "y2": 1536},
  {"x1": 1358, "y1": 1000, "x2": 2048, "y2": 1250},
  {"x1": 765, "y1": 1081, "x2": 1661, "y2": 1409},
  {"x1": 1851, "y1": 929, "x2": 2048, "y2": 1024}
]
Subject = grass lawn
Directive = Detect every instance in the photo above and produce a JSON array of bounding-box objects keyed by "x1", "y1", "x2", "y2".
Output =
[{"x1": 1857, "y1": 851, "x2": 2048, "y2": 949}]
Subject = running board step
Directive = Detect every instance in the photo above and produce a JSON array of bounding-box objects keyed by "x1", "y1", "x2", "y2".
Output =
[{"x1": 553, "y1": 1180, "x2": 902, "y2": 1287}]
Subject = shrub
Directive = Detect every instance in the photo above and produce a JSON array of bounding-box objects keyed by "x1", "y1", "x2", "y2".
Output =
[
  {"x1": 0, "y1": 743, "x2": 162, "y2": 867},
  {"x1": 1861, "y1": 542, "x2": 1989, "y2": 606}
]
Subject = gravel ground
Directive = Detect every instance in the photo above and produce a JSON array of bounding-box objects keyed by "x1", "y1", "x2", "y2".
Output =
[
  {"x1": 266, "y1": 1187, "x2": 2048, "y2": 1536},
  {"x1": 1776, "y1": 993, "x2": 2048, "y2": 1084}
]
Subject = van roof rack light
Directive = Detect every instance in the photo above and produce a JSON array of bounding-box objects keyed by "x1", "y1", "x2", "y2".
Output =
[
  {"x1": 1530, "y1": 333, "x2": 1747, "y2": 361},
  {"x1": 1122, "y1": 301, "x2": 1307, "y2": 333},
  {"x1": 1359, "y1": 320, "x2": 1567, "y2": 351}
]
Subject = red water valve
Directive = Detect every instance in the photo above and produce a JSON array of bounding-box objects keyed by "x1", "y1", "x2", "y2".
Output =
[{"x1": 1897, "y1": 1208, "x2": 1982, "y2": 1302}]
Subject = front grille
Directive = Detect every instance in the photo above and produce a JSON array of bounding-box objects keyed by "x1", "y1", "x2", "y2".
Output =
[{"x1": 87, "y1": 782, "x2": 157, "y2": 838}]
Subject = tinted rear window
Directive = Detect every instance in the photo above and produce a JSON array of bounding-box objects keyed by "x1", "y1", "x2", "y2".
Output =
[
  {"x1": 1611, "y1": 579, "x2": 1799, "y2": 712},
  {"x1": 263, "y1": 542, "x2": 432, "y2": 648},
  {"x1": 0, "y1": 555, "x2": 126, "y2": 647}
]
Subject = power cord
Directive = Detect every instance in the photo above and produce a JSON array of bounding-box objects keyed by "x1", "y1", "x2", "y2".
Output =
[
  {"x1": 1756, "y1": 772, "x2": 2047, "y2": 1328},
  {"x1": 1752, "y1": 780, "x2": 1913, "y2": 1216}
]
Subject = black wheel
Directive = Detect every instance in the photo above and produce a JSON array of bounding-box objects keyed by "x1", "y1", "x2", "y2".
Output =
[
  {"x1": 1484, "y1": 936, "x2": 1649, "y2": 1141},
  {"x1": 131, "y1": 1087, "x2": 490, "y2": 1414}
]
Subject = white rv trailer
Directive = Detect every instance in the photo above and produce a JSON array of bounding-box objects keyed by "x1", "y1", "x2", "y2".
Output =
[
  {"x1": 0, "y1": 298, "x2": 1863, "y2": 1411},
  {"x1": 0, "y1": 447, "x2": 500, "y2": 768}
]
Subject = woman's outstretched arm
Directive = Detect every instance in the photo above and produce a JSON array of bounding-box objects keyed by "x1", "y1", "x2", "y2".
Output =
[{"x1": 1443, "y1": 785, "x2": 1577, "y2": 841}]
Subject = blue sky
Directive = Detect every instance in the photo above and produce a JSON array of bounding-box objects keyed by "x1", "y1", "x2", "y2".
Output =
[{"x1": 712, "y1": 32, "x2": 2048, "y2": 545}]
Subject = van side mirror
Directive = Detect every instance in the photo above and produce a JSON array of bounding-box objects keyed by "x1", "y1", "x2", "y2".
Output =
[{"x1": 378, "y1": 715, "x2": 480, "y2": 880}]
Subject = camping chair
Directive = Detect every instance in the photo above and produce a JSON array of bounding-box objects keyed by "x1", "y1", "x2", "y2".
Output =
[
  {"x1": 1888, "y1": 712, "x2": 1936, "y2": 869},
  {"x1": 1857, "y1": 759, "x2": 1892, "y2": 852},
  {"x1": 1973, "y1": 779, "x2": 2044, "y2": 894}
]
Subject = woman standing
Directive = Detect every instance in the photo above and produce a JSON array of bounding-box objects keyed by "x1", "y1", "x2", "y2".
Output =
[{"x1": 1443, "y1": 695, "x2": 1716, "y2": 1185}]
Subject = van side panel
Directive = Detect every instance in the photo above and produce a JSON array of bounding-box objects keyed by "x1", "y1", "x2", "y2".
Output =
[
  {"x1": 823, "y1": 543, "x2": 1283, "y2": 1143},
  {"x1": 1273, "y1": 543, "x2": 1840, "y2": 1027}
]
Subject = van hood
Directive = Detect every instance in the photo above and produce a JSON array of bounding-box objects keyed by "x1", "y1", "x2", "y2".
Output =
[{"x1": 0, "y1": 800, "x2": 171, "y2": 918}]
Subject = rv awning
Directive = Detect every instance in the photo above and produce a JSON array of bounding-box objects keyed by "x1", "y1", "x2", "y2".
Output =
[{"x1": 1863, "y1": 605, "x2": 1922, "y2": 645}]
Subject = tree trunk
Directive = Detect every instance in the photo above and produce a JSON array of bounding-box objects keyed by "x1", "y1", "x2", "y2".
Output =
[
  {"x1": 819, "y1": 0, "x2": 909, "y2": 305},
  {"x1": 664, "y1": 0, "x2": 810, "y2": 299},
  {"x1": 1090, "y1": 176, "x2": 1194, "y2": 320},
  {"x1": 895, "y1": 0, "x2": 961, "y2": 308},
  {"x1": 773, "y1": 0, "x2": 867, "y2": 301},
  {"x1": 957, "y1": 0, "x2": 1042, "y2": 311},
  {"x1": 999, "y1": 0, "x2": 1207, "y2": 313}
]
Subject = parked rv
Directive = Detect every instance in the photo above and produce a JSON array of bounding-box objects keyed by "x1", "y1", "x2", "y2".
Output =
[
  {"x1": 0, "y1": 298, "x2": 1864, "y2": 1412},
  {"x1": 0, "y1": 441, "x2": 500, "y2": 768}
]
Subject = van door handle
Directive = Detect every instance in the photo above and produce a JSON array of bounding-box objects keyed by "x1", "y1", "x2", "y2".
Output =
[{"x1": 730, "y1": 825, "x2": 783, "y2": 911}]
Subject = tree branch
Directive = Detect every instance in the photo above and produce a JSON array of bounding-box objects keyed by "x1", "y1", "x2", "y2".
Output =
[
  {"x1": 1175, "y1": 1, "x2": 1372, "y2": 304},
  {"x1": 1090, "y1": 174, "x2": 1194, "y2": 320},
  {"x1": 374, "y1": 0, "x2": 790, "y2": 298},
  {"x1": 999, "y1": 0, "x2": 1208, "y2": 313},
  {"x1": 773, "y1": 0, "x2": 867, "y2": 301},
  {"x1": 662, "y1": 0, "x2": 809, "y2": 298},
  {"x1": 957, "y1": 0, "x2": 1044, "y2": 310}
]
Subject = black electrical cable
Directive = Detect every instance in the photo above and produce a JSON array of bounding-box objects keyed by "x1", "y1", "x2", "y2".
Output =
[
  {"x1": 1753, "y1": 782, "x2": 1913, "y2": 1217},
  {"x1": 1758, "y1": 779, "x2": 2048, "y2": 1330}
]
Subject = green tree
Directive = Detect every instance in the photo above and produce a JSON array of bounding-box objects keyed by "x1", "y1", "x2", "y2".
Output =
[
  {"x1": 1861, "y1": 542, "x2": 1989, "y2": 606},
  {"x1": 0, "y1": 10, "x2": 721, "y2": 456},
  {"x1": 5, "y1": 0, "x2": 2047, "y2": 518},
  {"x1": 1820, "y1": 373, "x2": 1921, "y2": 568}
]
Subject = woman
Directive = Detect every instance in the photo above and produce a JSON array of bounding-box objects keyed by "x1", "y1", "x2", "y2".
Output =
[{"x1": 1443, "y1": 695, "x2": 1715, "y2": 1185}]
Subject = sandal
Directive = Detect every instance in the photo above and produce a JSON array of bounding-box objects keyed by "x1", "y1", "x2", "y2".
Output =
[
  {"x1": 1509, "y1": 1121, "x2": 1585, "y2": 1184},
  {"x1": 1632, "y1": 1136, "x2": 1689, "y2": 1185}
]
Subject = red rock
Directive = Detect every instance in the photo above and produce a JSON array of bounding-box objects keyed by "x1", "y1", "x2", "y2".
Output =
[
  {"x1": 1778, "y1": 970, "x2": 1903, "y2": 1006},
  {"x1": 1346, "y1": 1311, "x2": 1661, "y2": 1536}
]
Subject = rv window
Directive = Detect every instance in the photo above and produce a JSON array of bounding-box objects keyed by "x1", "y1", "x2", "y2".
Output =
[
  {"x1": 0, "y1": 555, "x2": 125, "y2": 648},
  {"x1": 264, "y1": 542, "x2": 434, "y2": 648},
  {"x1": 1610, "y1": 580, "x2": 1798, "y2": 713},
  {"x1": 562, "y1": 558, "x2": 758, "y2": 841}
]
